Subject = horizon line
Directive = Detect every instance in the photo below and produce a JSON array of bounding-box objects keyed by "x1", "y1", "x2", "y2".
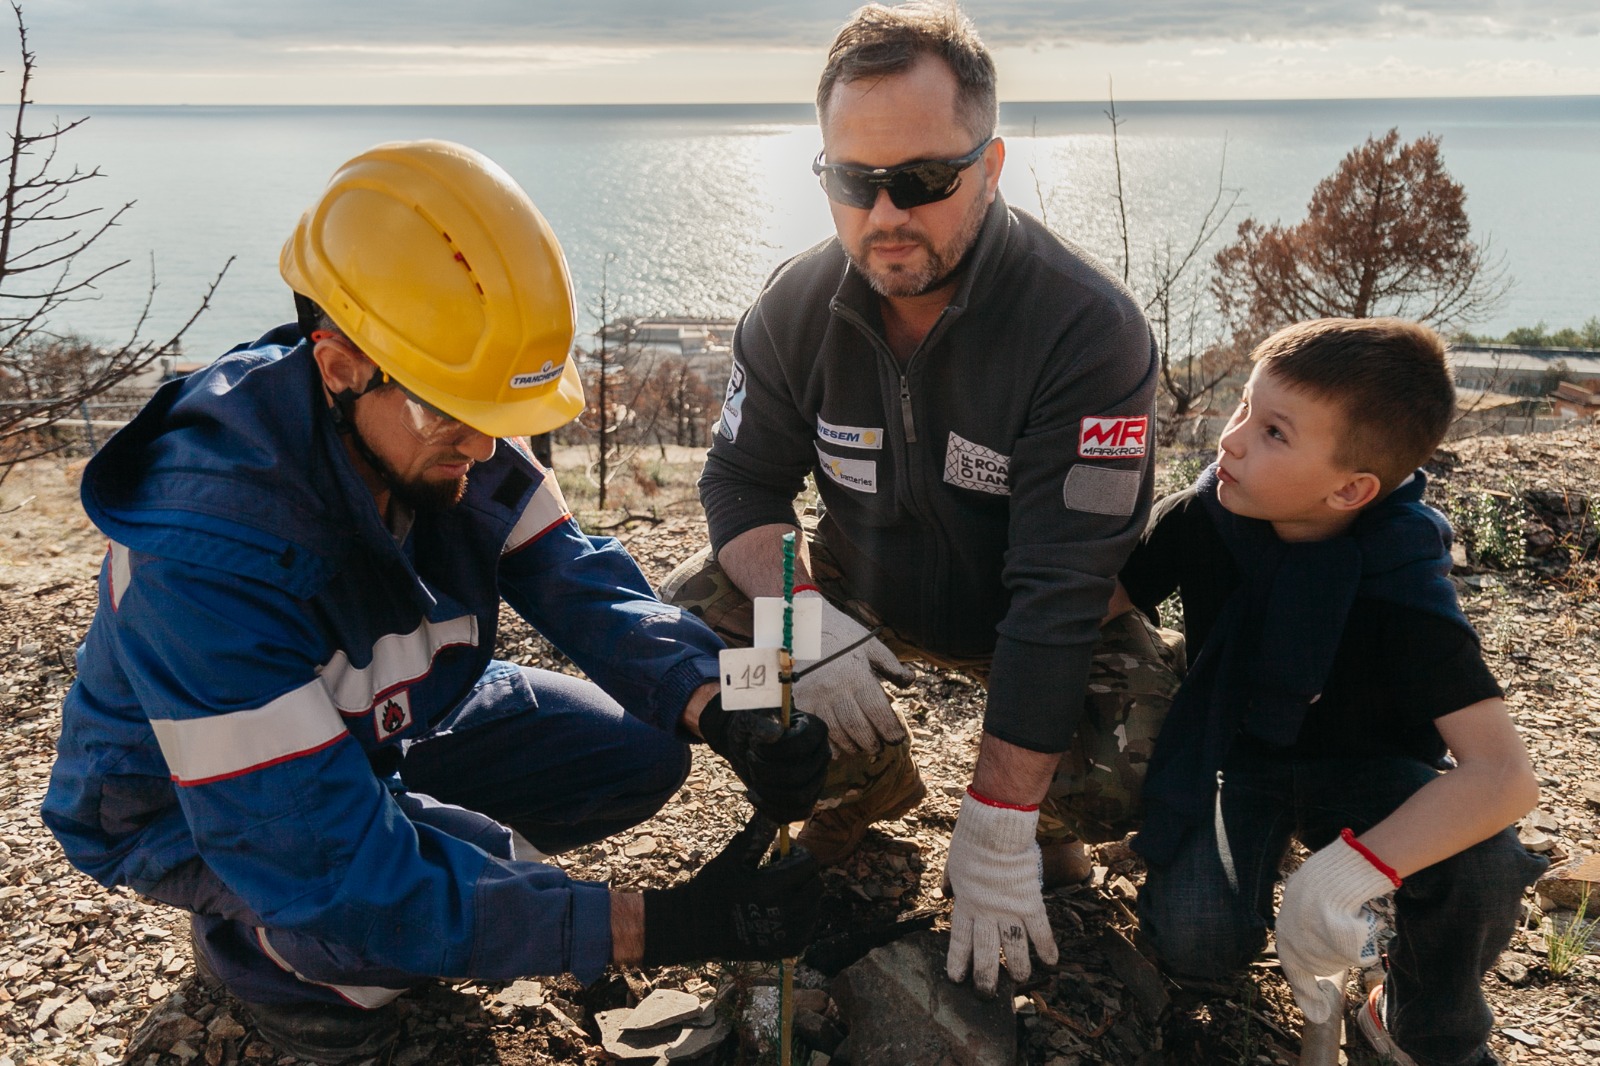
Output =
[{"x1": 36, "y1": 91, "x2": 1600, "y2": 109}]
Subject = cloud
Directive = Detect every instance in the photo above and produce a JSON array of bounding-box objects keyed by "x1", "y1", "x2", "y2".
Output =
[
  {"x1": 20, "y1": 0, "x2": 1600, "y2": 66},
  {"x1": 979, "y1": 2, "x2": 1600, "y2": 46},
  {"x1": 285, "y1": 42, "x2": 657, "y2": 74}
]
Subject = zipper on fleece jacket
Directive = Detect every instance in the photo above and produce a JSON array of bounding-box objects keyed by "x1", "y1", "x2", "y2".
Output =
[
  {"x1": 828, "y1": 298, "x2": 963, "y2": 452},
  {"x1": 829, "y1": 297, "x2": 968, "y2": 644},
  {"x1": 898, "y1": 374, "x2": 916, "y2": 444},
  {"x1": 828, "y1": 300, "x2": 922, "y2": 463}
]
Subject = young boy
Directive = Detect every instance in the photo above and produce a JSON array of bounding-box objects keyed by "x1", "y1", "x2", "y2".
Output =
[{"x1": 1113, "y1": 318, "x2": 1545, "y2": 1066}]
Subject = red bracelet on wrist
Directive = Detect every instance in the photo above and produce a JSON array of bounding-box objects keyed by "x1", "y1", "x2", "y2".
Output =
[
  {"x1": 966, "y1": 785, "x2": 1040, "y2": 813},
  {"x1": 791, "y1": 584, "x2": 821, "y2": 595},
  {"x1": 1341, "y1": 828, "x2": 1403, "y2": 888}
]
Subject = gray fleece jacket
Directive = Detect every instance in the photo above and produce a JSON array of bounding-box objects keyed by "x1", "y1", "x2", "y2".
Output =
[{"x1": 700, "y1": 195, "x2": 1158, "y2": 753}]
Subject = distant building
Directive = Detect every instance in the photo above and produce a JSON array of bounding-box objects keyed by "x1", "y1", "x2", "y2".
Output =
[
  {"x1": 584, "y1": 316, "x2": 736, "y2": 383},
  {"x1": 1447, "y1": 343, "x2": 1600, "y2": 395},
  {"x1": 1550, "y1": 379, "x2": 1600, "y2": 419}
]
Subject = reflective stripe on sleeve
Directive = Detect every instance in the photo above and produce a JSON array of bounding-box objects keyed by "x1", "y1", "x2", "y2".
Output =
[
  {"x1": 109, "y1": 541, "x2": 132, "y2": 610},
  {"x1": 150, "y1": 679, "x2": 347, "y2": 786},
  {"x1": 254, "y1": 929, "x2": 406, "y2": 1009},
  {"x1": 317, "y1": 615, "x2": 478, "y2": 715},
  {"x1": 502, "y1": 476, "x2": 572, "y2": 555}
]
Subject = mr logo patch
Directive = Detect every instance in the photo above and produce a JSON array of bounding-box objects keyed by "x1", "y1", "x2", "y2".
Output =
[
  {"x1": 943, "y1": 432, "x2": 1010, "y2": 495},
  {"x1": 374, "y1": 690, "x2": 413, "y2": 742},
  {"x1": 1078, "y1": 415, "x2": 1148, "y2": 459}
]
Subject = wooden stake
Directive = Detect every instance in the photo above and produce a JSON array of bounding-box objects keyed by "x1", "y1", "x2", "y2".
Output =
[{"x1": 778, "y1": 533, "x2": 796, "y2": 1066}]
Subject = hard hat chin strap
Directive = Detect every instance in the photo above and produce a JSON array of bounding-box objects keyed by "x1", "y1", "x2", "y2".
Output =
[
  {"x1": 325, "y1": 361, "x2": 385, "y2": 431},
  {"x1": 299, "y1": 293, "x2": 377, "y2": 437},
  {"x1": 303, "y1": 310, "x2": 428, "y2": 503},
  {"x1": 294, "y1": 292, "x2": 324, "y2": 343},
  {"x1": 324, "y1": 363, "x2": 401, "y2": 492}
]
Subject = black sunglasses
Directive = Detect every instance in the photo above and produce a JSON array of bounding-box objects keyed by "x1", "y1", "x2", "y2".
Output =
[{"x1": 812, "y1": 137, "x2": 995, "y2": 210}]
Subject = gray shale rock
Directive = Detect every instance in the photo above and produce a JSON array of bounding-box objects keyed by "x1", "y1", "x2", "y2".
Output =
[
  {"x1": 124, "y1": 1005, "x2": 205, "y2": 1060},
  {"x1": 622, "y1": 988, "x2": 704, "y2": 1031},
  {"x1": 1535, "y1": 854, "x2": 1600, "y2": 911},
  {"x1": 665, "y1": 1011, "x2": 730, "y2": 1060},
  {"x1": 831, "y1": 929, "x2": 1016, "y2": 1066},
  {"x1": 1096, "y1": 927, "x2": 1168, "y2": 1022},
  {"x1": 597, "y1": 1000, "x2": 728, "y2": 1062},
  {"x1": 491, "y1": 978, "x2": 545, "y2": 1009},
  {"x1": 52, "y1": 994, "x2": 95, "y2": 1032}
]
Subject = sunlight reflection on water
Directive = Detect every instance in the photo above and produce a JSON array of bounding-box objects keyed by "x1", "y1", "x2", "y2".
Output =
[{"x1": 43, "y1": 99, "x2": 1600, "y2": 358}]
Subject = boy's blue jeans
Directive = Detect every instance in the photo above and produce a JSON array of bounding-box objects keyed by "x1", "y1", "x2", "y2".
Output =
[
  {"x1": 154, "y1": 663, "x2": 691, "y2": 1006},
  {"x1": 1138, "y1": 750, "x2": 1545, "y2": 1066}
]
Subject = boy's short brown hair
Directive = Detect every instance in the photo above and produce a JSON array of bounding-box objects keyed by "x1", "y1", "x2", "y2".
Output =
[
  {"x1": 1252, "y1": 317, "x2": 1454, "y2": 496},
  {"x1": 816, "y1": 2, "x2": 998, "y2": 143}
]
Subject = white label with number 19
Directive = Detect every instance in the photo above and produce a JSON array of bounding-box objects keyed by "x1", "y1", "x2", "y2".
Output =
[{"x1": 717, "y1": 646, "x2": 784, "y2": 710}]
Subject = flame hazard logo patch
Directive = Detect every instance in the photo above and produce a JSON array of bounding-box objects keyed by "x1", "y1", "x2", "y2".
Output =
[{"x1": 374, "y1": 691, "x2": 413, "y2": 742}]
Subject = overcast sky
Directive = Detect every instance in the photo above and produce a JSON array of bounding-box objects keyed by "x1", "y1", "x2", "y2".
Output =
[{"x1": 21, "y1": 1, "x2": 1600, "y2": 104}]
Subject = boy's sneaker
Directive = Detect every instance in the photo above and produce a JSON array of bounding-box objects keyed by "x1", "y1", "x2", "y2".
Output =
[
  {"x1": 190, "y1": 919, "x2": 400, "y2": 1065},
  {"x1": 1355, "y1": 984, "x2": 1418, "y2": 1066}
]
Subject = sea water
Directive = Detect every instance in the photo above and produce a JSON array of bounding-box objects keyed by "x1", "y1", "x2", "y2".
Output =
[{"x1": 38, "y1": 97, "x2": 1600, "y2": 359}]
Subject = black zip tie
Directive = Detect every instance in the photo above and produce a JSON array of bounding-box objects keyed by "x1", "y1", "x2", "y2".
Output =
[{"x1": 784, "y1": 625, "x2": 887, "y2": 682}]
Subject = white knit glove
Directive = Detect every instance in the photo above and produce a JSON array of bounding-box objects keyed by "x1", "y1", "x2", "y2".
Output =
[
  {"x1": 1276, "y1": 831, "x2": 1395, "y2": 1024},
  {"x1": 944, "y1": 792, "x2": 1059, "y2": 995},
  {"x1": 791, "y1": 592, "x2": 915, "y2": 755}
]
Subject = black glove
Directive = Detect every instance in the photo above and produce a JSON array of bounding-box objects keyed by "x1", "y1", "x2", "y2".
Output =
[
  {"x1": 641, "y1": 815, "x2": 821, "y2": 967},
  {"x1": 698, "y1": 694, "x2": 830, "y2": 824}
]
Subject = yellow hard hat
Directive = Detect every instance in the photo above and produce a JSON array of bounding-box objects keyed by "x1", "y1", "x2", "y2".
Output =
[{"x1": 280, "y1": 139, "x2": 584, "y2": 438}]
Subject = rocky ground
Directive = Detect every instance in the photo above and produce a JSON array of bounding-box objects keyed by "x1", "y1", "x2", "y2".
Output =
[{"x1": 1, "y1": 425, "x2": 1598, "y2": 1066}]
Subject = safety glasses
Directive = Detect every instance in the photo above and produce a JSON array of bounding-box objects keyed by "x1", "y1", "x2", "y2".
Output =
[
  {"x1": 812, "y1": 137, "x2": 994, "y2": 210},
  {"x1": 375, "y1": 371, "x2": 481, "y2": 446},
  {"x1": 311, "y1": 328, "x2": 486, "y2": 445}
]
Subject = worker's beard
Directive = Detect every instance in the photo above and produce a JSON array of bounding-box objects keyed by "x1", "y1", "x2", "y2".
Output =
[
  {"x1": 387, "y1": 468, "x2": 469, "y2": 514},
  {"x1": 846, "y1": 188, "x2": 988, "y2": 299},
  {"x1": 347, "y1": 422, "x2": 469, "y2": 513}
]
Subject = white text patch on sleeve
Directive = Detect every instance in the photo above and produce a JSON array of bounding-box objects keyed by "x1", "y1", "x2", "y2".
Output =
[
  {"x1": 717, "y1": 362, "x2": 747, "y2": 441},
  {"x1": 1078, "y1": 415, "x2": 1148, "y2": 459},
  {"x1": 1063, "y1": 465, "x2": 1142, "y2": 516},
  {"x1": 943, "y1": 432, "x2": 1011, "y2": 495},
  {"x1": 814, "y1": 443, "x2": 878, "y2": 494}
]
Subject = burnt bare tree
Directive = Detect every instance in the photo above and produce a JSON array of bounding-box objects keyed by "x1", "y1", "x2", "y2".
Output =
[
  {"x1": 628, "y1": 355, "x2": 718, "y2": 449},
  {"x1": 571, "y1": 256, "x2": 665, "y2": 510},
  {"x1": 1213, "y1": 128, "x2": 1508, "y2": 345},
  {"x1": 0, "y1": 2, "x2": 228, "y2": 485},
  {"x1": 1099, "y1": 84, "x2": 1248, "y2": 442}
]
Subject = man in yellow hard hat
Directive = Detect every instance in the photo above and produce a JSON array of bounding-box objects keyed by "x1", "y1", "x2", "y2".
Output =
[{"x1": 42, "y1": 140, "x2": 829, "y2": 1064}]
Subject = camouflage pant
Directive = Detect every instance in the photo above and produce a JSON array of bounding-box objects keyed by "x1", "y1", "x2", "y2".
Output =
[{"x1": 660, "y1": 523, "x2": 1185, "y2": 844}]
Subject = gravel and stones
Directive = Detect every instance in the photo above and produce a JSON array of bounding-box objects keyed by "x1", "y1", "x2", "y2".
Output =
[{"x1": 2, "y1": 423, "x2": 1598, "y2": 1065}]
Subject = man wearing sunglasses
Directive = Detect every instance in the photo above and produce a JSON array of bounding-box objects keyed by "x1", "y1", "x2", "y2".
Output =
[
  {"x1": 43, "y1": 140, "x2": 830, "y2": 1064},
  {"x1": 666, "y1": 2, "x2": 1176, "y2": 997}
]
